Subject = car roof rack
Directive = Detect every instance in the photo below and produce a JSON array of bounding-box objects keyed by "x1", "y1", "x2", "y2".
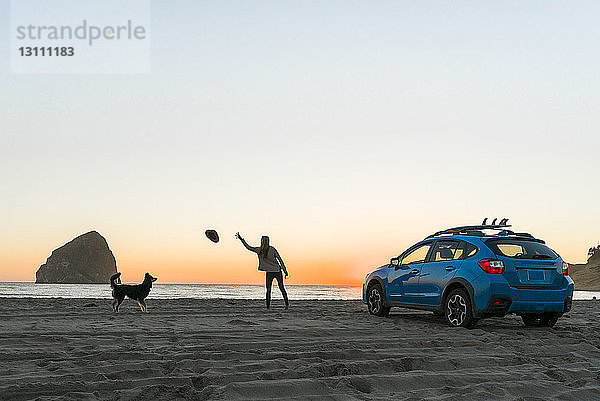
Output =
[
  {"x1": 426, "y1": 224, "x2": 510, "y2": 239},
  {"x1": 425, "y1": 218, "x2": 540, "y2": 241}
]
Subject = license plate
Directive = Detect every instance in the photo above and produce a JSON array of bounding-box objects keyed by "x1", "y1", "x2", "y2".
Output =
[{"x1": 527, "y1": 270, "x2": 544, "y2": 281}]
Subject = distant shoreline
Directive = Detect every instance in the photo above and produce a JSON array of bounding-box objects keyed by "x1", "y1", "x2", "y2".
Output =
[
  {"x1": 0, "y1": 282, "x2": 363, "y2": 300},
  {"x1": 0, "y1": 281, "x2": 362, "y2": 287},
  {"x1": 2, "y1": 281, "x2": 599, "y2": 291}
]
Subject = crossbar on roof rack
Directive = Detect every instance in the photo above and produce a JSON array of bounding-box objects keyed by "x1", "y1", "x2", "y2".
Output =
[{"x1": 426, "y1": 224, "x2": 512, "y2": 239}]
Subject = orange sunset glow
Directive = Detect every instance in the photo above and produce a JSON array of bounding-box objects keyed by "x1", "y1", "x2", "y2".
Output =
[{"x1": 0, "y1": 212, "x2": 595, "y2": 286}]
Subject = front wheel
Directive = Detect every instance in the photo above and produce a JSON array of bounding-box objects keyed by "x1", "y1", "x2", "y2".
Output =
[
  {"x1": 367, "y1": 283, "x2": 390, "y2": 317},
  {"x1": 444, "y1": 288, "x2": 474, "y2": 328}
]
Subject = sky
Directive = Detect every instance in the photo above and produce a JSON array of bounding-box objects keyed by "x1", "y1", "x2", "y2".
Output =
[{"x1": 0, "y1": 0, "x2": 599, "y2": 285}]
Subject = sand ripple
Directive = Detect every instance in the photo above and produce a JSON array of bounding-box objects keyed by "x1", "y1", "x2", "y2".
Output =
[{"x1": 0, "y1": 298, "x2": 599, "y2": 400}]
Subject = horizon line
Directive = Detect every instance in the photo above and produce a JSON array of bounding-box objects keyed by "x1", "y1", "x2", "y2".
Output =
[{"x1": 0, "y1": 280, "x2": 363, "y2": 287}]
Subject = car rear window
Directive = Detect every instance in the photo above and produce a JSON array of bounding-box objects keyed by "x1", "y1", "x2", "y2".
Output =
[{"x1": 485, "y1": 239, "x2": 558, "y2": 260}]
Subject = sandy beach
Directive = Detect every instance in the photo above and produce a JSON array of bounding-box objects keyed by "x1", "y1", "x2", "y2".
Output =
[{"x1": 1, "y1": 298, "x2": 599, "y2": 400}]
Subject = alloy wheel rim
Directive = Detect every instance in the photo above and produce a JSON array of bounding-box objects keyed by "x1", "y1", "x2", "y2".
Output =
[
  {"x1": 368, "y1": 288, "x2": 381, "y2": 313},
  {"x1": 447, "y1": 294, "x2": 467, "y2": 326}
]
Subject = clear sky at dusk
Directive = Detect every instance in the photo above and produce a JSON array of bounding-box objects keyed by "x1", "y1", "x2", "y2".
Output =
[{"x1": 1, "y1": 1, "x2": 599, "y2": 284}]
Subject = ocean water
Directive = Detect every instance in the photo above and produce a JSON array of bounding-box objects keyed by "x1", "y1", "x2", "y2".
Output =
[
  {"x1": 0, "y1": 282, "x2": 597, "y2": 301},
  {"x1": 0, "y1": 282, "x2": 362, "y2": 300}
]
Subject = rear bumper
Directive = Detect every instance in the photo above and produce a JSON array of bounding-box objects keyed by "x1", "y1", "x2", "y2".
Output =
[{"x1": 471, "y1": 275, "x2": 574, "y2": 318}]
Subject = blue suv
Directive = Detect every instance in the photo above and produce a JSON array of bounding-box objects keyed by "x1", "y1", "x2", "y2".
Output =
[{"x1": 363, "y1": 221, "x2": 574, "y2": 327}]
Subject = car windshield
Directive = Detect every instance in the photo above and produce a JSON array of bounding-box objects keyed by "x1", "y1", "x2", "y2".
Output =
[{"x1": 485, "y1": 239, "x2": 558, "y2": 260}]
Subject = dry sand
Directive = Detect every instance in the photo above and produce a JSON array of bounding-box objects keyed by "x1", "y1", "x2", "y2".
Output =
[{"x1": 1, "y1": 298, "x2": 599, "y2": 400}]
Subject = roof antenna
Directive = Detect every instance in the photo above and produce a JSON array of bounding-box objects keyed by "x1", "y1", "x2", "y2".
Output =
[
  {"x1": 499, "y1": 218, "x2": 509, "y2": 226},
  {"x1": 482, "y1": 218, "x2": 488, "y2": 225},
  {"x1": 491, "y1": 218, "x2": 497, "y2": 226}
]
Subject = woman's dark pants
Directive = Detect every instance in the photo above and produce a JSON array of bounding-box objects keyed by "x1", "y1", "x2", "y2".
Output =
[{"x1": 265, "y1": 271, "x2": 289, "y2": 308}]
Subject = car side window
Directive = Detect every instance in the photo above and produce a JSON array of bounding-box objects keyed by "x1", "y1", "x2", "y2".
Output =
[
  {"x1": 432, "y1": 241, "x2": 460, "y2": 261},
  {"x1": 465, "y1": 243, "x2": 478, "y2": 258},
  {"x1": 456, "y1": 241, "x2": 478, "y2": 260},
  {"x1": 453, "y1": 245, "x2": 464, "y2": 260},
  {"x1": 401, "y1": 243, "x2": 431, "y2": 265}
]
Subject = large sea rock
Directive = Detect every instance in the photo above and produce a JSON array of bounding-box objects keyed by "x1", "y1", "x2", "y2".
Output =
[{"x1": 35, "y1": 231, "x2": 118, "y2": 284}]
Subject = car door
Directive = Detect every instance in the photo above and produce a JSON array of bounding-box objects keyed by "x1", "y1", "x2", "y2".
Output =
[
  {"x1": 388, "y1": 241, "x2": 433, "y2": 304},
  {"x1": 418, "y1": 240, "x2": 463, "y2": 306}
]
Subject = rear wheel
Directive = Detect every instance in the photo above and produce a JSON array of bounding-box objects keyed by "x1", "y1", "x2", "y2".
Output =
[
  {"x1": 444, "y1": 288, "x2": 474, "y2": 328},
  {"x1": 521, "y1": 315, "x2": 540, "y2": 326},
  {"x1": 367, "y1": 283, "x2": 390, "y2": 317},
  {"x1": 522, "y1": 312, "x2": 561, "y2": 327},
  {"x1": 542, "y1": 313, "x2": 561, "y2": 327}
]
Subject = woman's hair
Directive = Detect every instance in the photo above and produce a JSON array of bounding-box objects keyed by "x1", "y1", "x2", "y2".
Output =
[{"x1": 259, "y1": 236, "x2": 270, "y2": 258}]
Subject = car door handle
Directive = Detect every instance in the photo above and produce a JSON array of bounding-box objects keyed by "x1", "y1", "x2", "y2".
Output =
[
  {"x1": 411, "y1": 269, "x2": 419, "y2": 274},
  {"x1": 445, "y1": 266, "x2": 455, "y2": 271}
]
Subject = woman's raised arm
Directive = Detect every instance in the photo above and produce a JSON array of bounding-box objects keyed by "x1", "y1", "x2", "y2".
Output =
[{"x1": 236, "y1": 232, "x2": 258, "y2": 253}]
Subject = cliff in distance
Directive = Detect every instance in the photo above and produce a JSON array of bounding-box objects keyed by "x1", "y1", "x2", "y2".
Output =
[{"x1": 569, "y1": 246, "x2": 600, "y2": 291}]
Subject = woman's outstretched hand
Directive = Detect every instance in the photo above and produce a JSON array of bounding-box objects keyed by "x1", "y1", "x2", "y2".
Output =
[{"x1": 235, "y1": 232, "x2": 242, "y2": 240}]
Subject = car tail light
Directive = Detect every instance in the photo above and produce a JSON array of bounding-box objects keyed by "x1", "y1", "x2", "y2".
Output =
[
  {"x1": 478, "y1": 258, "x2": 504, "y2": 274},
  {"x1": 562, "y1": 262, "x2": 569, "y2": 275}
]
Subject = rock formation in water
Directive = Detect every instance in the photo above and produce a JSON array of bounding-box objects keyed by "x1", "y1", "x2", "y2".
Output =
[
  {"x1": 569, "y1": 244, "x2": 600, "y2": 291},
  {"x1": 35, "y1": 231, "x2": 118, "y2": 284}
]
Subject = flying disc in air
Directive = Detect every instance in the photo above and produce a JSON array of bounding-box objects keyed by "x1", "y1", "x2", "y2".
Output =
[{"x1": 205, "y1": 229, "x2": 220, "y2": 243}]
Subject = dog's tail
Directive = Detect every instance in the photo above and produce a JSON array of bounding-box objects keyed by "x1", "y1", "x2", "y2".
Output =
[{"x1": 110, "y1": 272, "x2": 122, "y2": 288}]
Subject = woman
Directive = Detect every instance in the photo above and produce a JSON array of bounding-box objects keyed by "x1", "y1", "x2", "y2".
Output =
[{"x1": 236, "y1": 232, "x2": 289, "y2": 310}]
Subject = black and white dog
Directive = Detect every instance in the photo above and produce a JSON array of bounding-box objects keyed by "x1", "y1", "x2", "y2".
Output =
[{"x1": 110, "y1": 272, "x2": 157, "y2": 312}]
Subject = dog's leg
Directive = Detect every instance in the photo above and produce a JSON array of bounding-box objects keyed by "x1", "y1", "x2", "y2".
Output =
[
  {"x1": 112, "y1": 299, "x2": 118, "y2": 312},
  {"x1": 137, "y1": 301, "x2": 145, "y2": 312},
  {"x1": 140, "y1": 300, "x2": 147, "y2": 313},
  {"x1": 116, "y1": 297, "x2": 124, "y2": 312}
]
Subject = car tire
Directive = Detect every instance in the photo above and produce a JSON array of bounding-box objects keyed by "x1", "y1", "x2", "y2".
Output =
[
  {"x1": 444, "y1": 288, "x2": 474, "y2": 328},
  {"x1": 521, "y1": 314, "x2": 541, "y2": 326},
  {"x1": 367, "y1": 283, "x2": 390, "y2": 317},
  {"x1": 522, "y1": 313, "x2": 561, "y2": 327},
  {"x1": 541, "y1": 312, "x2": 560, "y2": 327}
]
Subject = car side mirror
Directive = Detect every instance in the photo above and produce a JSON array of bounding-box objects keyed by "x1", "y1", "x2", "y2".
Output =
[{"x1": 390, "y1": 257, "x2": 400, "y2": 269}]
